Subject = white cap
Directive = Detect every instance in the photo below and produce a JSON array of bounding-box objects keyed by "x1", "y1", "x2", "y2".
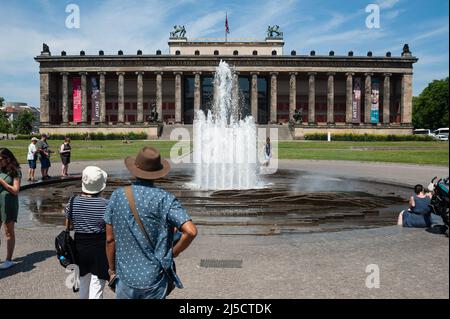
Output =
[
  {"x1": 82, "y1": 166, "x2": 107, "y2": 194},
  {"x1": 31, "y1": 137, "x2": 39, "y2": 141}
]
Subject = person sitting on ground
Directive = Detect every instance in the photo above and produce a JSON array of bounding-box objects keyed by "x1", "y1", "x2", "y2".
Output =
[
  {"x1": 104, "y1": 147, "x2": 197, "y2": 299},
  {"x1": 64, "y1": 166, "x2": 109, "y2": 299},
  {"x1": 397, "y1": 184, "x2": 432, "y2": 228}
]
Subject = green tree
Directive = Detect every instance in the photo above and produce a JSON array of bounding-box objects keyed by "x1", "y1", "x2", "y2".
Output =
[
  {"x1": 0, "y1": 109, "x2": 13, "y2": 138},
  {"x1": 13, "y1": 110, "x2": 35, "y2": 134},
  {"x1": 413, "y1": 77, "x2": 449, "y2": 130},
  {"x1": 0, "y1": 96, "x2": 4, "y2": 107}
]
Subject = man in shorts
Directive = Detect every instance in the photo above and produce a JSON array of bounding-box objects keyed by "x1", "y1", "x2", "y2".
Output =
[
  {"x1": 27, "y1": 137, "x2": 38, "y2": 181},
  {"x1": 36, "y1": 134, "x2": 52, "y2": 180}
]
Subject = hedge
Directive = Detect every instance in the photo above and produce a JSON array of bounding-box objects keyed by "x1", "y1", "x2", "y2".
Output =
[
  {"x1": 16, "y1": 132, "x2": 148, "y2": 140},
  {"x1": 304, "y1": 133, "x2": 434, "y2": 141}
]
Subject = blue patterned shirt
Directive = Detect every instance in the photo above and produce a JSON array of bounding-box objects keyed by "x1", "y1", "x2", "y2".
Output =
[{"x1": 104, "y1": 180, "x2": 191, "y2": 290}]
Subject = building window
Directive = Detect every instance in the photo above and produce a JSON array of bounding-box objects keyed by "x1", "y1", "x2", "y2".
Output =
[
  {"x1": 271, "y1": 50, "x2": 277, "y2": 56},
  {"x1": 252, "y1": 50, "x2": 258, "y2": 55},
  {"x1": 233, "y1": 50, "x2": 238, "y2": 55},
  {"x1": 195, "y1": 50, "x2": 200, "y2": 55},
  {"x1": 175, "y1": 50, "x2": 181, "y2": 55},
  {"x1": 201, "y1": 76, "x2": 214, "y2": 112},
  {"x1": 214, "y1": 50, "x2": 219, "y2": 55}
]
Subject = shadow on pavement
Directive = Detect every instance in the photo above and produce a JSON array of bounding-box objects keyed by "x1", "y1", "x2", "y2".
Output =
[{"x1": 0, "y1": 250, "x2": 55, "y2": 280}]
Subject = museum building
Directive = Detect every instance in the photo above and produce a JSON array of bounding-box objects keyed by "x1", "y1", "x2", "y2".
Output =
[{"x1": 34, "y1": 30, "x2": 417, "y2": 138}]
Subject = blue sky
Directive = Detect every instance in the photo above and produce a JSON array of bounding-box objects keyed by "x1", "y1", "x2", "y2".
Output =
[{"x1": 0, "y1": 0, "x2": 448, "y2": 106}]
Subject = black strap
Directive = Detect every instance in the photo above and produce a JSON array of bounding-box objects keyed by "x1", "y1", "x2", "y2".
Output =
[{"x1": 67, "y1": 196, "x2": 76, "y2": 231}]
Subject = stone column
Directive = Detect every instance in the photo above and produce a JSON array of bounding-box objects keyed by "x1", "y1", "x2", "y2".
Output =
[
  {"x1": 155, "y1": 72, "x2": 163, "y2": 122},
  {"x1": 98, "y1": 72, "x2": 106, "y2": 123},
  {"x1": 80, "y1": 72, "x2": 88, "y2": 124},
  {"x1": 136, "y1": 72, "x2": 144, "y2": 123},
  {"x1": 231, "y1": 71, "x2": 239, "y2": 120},
  {"x1": 364, "y1": 73, "x2": 372, "y2": 124},
  {"x1": 174, "y1": 72, "x2": 182, "y2": 123},
  {"x1": 61, "y1": 72, "x2": 69, "y2": 124},
  {"x1": 117, "y1": 72, "x2": 125, "y2": 123},
  {"x1": 270, "y1": 72, "x2": 278, "y2": 124},
  {"x1": 401, "y1": 73, "x2": 413, "y2": 125},
  {"x1": 327, "y1": 72, "x2": 335, "y2": 124},
  {"x1": 383, "y1": 73, "x2": 391, "y2": 124},
  {"x1": 39, "y1": 72, "x2": 50, "y2": 125},
  {"x1": 251, "y1": 72, "x2": 258, "y2": 122},
  {"x1": 289, "y1": 72, "x2": 297, "y2": 123},
  {"x1": 194, "y1": 72, "x2": 202, "y2": 114},
  {"x1": 345, "y1": 72, "x2": 354, "y2": 123},
  {"x1": 308, "y1": 72, "x2": 316, "y2": 124}
]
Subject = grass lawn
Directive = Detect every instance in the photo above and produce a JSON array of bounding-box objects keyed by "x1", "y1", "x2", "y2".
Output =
[{"x1": 0, "y1": 139, "x2": 448, "y2": 166}]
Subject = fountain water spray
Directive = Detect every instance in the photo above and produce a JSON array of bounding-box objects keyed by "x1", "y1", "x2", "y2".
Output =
[{"x1": 192, "y1": 61, "x2": 259, "y2": 190}]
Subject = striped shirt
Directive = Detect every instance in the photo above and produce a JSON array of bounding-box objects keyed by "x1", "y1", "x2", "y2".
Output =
[{"x1": 65, "y1": 195, "x2": 109, "y2": 234}]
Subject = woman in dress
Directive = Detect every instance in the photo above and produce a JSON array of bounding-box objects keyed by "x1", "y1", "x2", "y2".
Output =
[
  {"x1": 0, "y1": 148, "x2": 22, "y2": 270},
  {"x1": 60, "y1": 137, "x2": 72, "y2": 177},
  {"x1": 397, "y1": 184, "x2": 432, "y2": 228}
]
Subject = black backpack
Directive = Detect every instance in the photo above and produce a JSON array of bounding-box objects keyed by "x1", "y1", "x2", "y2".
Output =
[{"x1": 55, "y1": 196, "x2": 77, "y2": 268}]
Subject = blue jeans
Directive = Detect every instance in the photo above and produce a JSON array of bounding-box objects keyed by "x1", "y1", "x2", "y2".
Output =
[{"x1": 115, "y1": 278, "x2": 168, "y2": 299}]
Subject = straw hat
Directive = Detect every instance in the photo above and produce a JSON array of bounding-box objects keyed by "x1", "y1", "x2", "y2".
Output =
[
  {"x1": 82, "y1": 166, "x2": 107, "y2": 194},
  {"x1": 124, "y1": 147, "x2": 170, "y2": 180}
]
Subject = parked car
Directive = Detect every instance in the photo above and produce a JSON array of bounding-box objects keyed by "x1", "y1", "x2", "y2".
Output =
[
  {"x1": 433, "y1": 128, "x2": 449, "y2": 141},
  {"x1": 413, "y1": 129, "x2": 433, "y2": 136}
]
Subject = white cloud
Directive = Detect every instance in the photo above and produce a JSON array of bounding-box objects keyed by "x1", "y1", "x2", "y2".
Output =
[{"x1": 377, "y1": 0, "x2": 400, "y2": 9}]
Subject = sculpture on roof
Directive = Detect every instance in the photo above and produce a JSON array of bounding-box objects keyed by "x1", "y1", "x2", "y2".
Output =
[
  {"x1": 267, "y1": 25, "x2": 283, "y2": 38},
  {"x1": 170, "y1": 25, "x2": 186, "y2": 38}
]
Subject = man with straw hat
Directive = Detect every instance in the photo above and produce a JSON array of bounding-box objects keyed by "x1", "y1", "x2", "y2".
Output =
[{"x1": 104, "y1": 147, "x2": 197, "y2": 299}]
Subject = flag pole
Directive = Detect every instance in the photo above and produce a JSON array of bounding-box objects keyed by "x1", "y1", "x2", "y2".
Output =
[{"x1": 225, "y1": 12, "x2": 227, "y2": 42}]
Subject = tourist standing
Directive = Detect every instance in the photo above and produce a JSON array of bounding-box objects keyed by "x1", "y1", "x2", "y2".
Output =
[
  {"x1": 27, "y1": 137, "x2": 38, "y2": 181},
  {"x1": 104, "y1": 147, "x2": 197, "y2": 299},
  {"x1": 397, "y1": 184, "x2": 432, "y2": 227},
  {"x1": 60, "y1": 137, "x2": 72, "y2": 177},
  {"x1": 0, "y1": 148, "x2": 22, "y2": 270},
  {"x1": 36, "y1": 134, "x2": 52, "y2": 180},
  {"x1": 262, "y1": 137, "x2": 272, "y2": 167},
  {"x1": 64, "y1": 166, "x2": 109, "y2": 299}
]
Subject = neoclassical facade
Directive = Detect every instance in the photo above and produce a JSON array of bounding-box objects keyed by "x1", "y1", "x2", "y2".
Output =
[{"x1": 35, "y1": 37, "x2": 417, "y2": 138}]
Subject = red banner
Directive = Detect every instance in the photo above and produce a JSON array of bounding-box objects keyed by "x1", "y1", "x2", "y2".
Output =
[{"x1": 72, "y1": 77, "x2": 82, "y2": 123}]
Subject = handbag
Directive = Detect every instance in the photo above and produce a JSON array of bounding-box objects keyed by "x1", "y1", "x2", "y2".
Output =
[{"x1": 124, "y1": 186, "x2": 177, "y2": 296}]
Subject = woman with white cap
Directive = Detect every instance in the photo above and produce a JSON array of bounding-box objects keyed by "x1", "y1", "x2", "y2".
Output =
[{"x1": 64, "y1": 166, "x2": 109, "y2": 299}]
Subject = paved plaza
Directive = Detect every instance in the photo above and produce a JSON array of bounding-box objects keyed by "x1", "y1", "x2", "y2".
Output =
[{"x1": 0, "y1": 159, "x2": 448, "y2": 299}]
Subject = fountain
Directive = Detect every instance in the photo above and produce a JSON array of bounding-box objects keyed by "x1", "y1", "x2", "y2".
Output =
[{"x1": 192, "y1": 61, "x2": 259, "y2": 190}]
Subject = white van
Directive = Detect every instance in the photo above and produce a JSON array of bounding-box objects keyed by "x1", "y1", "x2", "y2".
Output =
[
  {"x1": 413, "y1": 129, "x2": 432, "y2": 136},
  {"x1": 433, "y1": 128, "x2": 449, "y2": 141}
]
